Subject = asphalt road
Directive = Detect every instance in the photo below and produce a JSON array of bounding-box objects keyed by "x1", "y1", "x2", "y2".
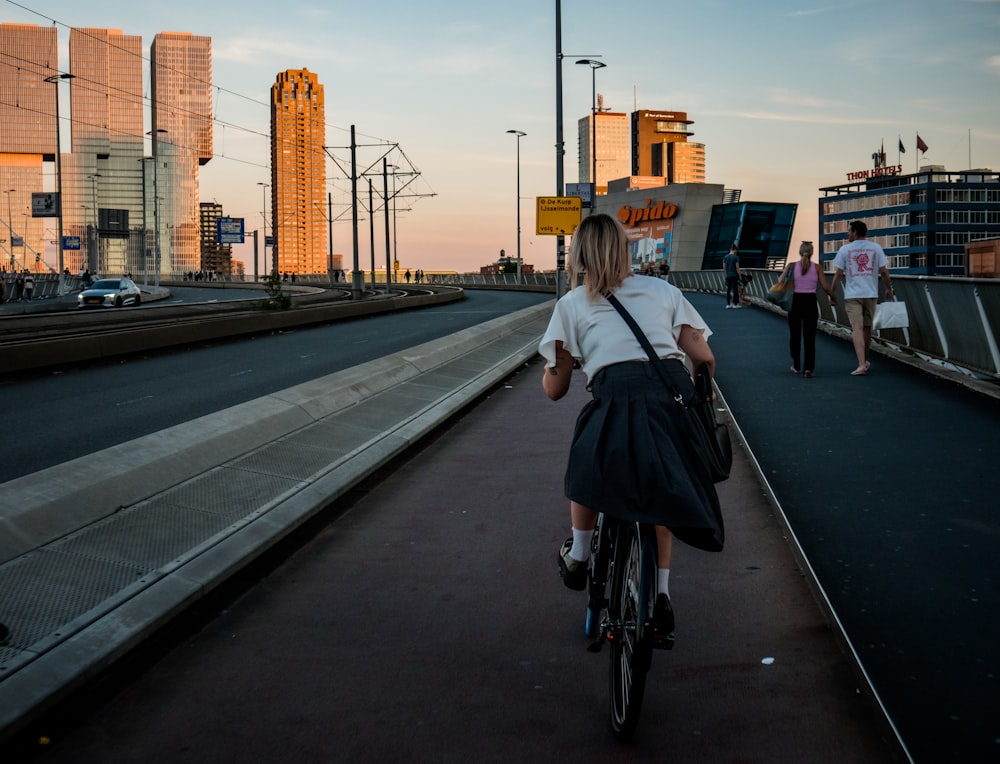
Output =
[{"x1": 0, "y1": 290, "x2": 550, "y2": 484}]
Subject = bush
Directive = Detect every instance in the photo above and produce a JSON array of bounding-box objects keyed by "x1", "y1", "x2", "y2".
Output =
[{"x1": 258, "y1": 270, "x2": 291, "y2": 310}]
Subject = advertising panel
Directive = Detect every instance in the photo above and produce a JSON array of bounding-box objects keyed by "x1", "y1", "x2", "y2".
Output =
[
  {"x1": 617, "y1": 200, "x2": 679, "y2": 270},
  {"x1": 31, "y1": 192, "x2": 58, "y2": 218}
]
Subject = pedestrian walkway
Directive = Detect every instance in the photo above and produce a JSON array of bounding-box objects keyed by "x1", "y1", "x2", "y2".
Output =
[
  {"x1": 688, "y1": 290, "x2": 1000, "y2": 763},
  {"x1": 4, "y1": 303, "x2": 903, "y2": 762}
]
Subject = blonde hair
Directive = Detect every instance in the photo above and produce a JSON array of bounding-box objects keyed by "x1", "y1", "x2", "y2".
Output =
[
  {"x1": 799, "y1": 241, "x2": 814, "y2": 275},
  {"x1": 568, "y1": 214, "x2": 632, "y2": 299}
]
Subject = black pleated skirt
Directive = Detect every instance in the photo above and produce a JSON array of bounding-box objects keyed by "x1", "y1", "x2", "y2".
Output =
[{"x1": 565, "y1": 360, "x2": 724, "y2": 552}]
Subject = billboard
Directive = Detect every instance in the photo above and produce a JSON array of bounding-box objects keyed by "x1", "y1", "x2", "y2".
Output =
[{"x1": 31, "y1": 192, "x2": 58, "y2": 218}]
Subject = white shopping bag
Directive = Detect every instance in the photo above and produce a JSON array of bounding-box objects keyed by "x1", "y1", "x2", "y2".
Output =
[{"x1": 873, "y1": 300, "x2": 909, "y2": 330}]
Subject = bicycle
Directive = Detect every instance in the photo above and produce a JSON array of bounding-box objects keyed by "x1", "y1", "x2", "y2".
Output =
[{"x1": 584, "y1": 513, "x2": 673, "y2": 740}]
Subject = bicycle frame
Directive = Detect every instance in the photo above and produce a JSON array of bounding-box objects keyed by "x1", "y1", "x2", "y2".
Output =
[{"x1": 584, "y1": 513, "x2": 663, "y2": 739}]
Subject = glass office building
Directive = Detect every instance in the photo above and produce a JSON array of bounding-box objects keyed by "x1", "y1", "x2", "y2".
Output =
[
  {"x1": 270, "y1": 68, "x2": 327, "y2": 275},
  {"x1": 66, "y1": 28, "x2": 145, "y2": 276},
  {"x1": 702, "y1": 201, "x2": 798, "y2": 270},
  {"x1": 819, "y1": 167, "x2": 1000, "y2": 275},
  {"x1": 151, "y1": 32, "x2": 213, "y2": 278},
  {"x1": 0, "y1": 23, "x2": 58, "y2": 273},
  {"x1": 578, "y1": 107, "x2": 630, "y2": 196}
]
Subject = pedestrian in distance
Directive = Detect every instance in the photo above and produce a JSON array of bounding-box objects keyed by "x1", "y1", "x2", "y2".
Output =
[
  {"x1": 23, "y1": 270, "x2": 33, "y2": 301},
  {"x1": 829, "y1": 221, "x2": 894, "y2": 376},
  {"x1": 779, "y1": 241, "x2": 833, "y2": 378},
  {"x1": 539, "y1": 213, "x2": 725, "y2": 643},
  {"x1": 722, "y1": 245, "x2": 742, "y2": 309}
]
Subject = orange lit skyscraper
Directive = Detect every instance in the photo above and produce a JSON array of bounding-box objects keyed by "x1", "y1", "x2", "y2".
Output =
[
  {"x1": 0, "y1": 23, "x2": 58, "y2": 271},
  {"x1": 151, "y1": 32, "x2": 213, "y2": 277},
  {"x1": 270, "y1": 68, "x2": 327, "y2": 275}
]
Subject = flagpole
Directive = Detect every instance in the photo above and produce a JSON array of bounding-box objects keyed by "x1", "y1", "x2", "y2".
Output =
[{"x1": 968, "y1": 128, "x2": 972, "y2": 170}]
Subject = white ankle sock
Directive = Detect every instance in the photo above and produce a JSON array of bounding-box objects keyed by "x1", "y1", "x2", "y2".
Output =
[
  {"x1": 657, "y1": 568, "x2": 670, "y2": 598},
  {"x1": 569, "y1": 528, "x2": 592, "y2": 562}
]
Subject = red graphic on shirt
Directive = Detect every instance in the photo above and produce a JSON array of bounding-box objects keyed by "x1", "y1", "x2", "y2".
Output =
[{"x1": 855, "y1": 252, "x2": 872, "y2": 273}]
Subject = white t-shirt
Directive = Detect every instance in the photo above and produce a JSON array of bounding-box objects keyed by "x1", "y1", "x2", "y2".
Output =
[
  {"x1": 539, "y1": 275, "x2": 712, "y2": 383},
  {"x1": 832, "y1": 239, "x2": 888, "y2": 299}
]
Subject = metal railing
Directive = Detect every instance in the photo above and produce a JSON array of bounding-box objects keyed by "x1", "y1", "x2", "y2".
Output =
[{"x1": 669, "y1": 269, "x2": 1000, "y2": 380}]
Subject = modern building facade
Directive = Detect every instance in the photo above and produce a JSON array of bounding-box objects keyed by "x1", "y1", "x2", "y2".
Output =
[
  {"x1": 0, "y1": 23, "x2": 58, "y2": 273},
  {"x1": 632, "y1": 110, "x2": 705, "y2": 184},
  {"x1": 66, "y1": 27, "x2": 145, "y2": 277},
  {"x1": 818, "y1": 166, "x2": 1000, "y2": 276},
  {"x1": 270, "y1": 68, "x2": 327, "y2": 275},
  {"x1": 577, "y1": 96, "x2": 630, "y2": 197},
  {"x1": 151, "y1": 32, "x2": 213, "y2": 278},
  {"x1": 199, "y1": 201, "x2": 232, "y2": 275},
  {"x1": 703, "y1": 201, "x2": 798, "y2": 270},
  {"x1": 593, "y1": 183, "x2": 726, "y2": 271}
]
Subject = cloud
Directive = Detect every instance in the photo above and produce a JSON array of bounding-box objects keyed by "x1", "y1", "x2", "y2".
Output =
[
  {"x1": 767, "y1": 88, "x2": 842, "y2": 109},
  {"x1": 787, "y1": 7, "x2": 838, "y2": 16},
  {"x1": 987, "y1": 55, "x2": 1000, "y2": 75}
]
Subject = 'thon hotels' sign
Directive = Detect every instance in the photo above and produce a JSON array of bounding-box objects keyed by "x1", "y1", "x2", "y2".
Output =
[{"x1": 846, "y1": 165, "x2": 903, "y2": 182}]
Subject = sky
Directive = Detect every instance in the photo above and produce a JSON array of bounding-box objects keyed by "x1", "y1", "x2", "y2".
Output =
[{"x1": 4, "y1": 0, "x2": 1000, "y2": 274}]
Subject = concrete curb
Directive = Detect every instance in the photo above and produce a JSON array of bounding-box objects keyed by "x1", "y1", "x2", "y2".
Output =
[{"x1": 0, "y1": 300, "x2": 553, "y2": 742}]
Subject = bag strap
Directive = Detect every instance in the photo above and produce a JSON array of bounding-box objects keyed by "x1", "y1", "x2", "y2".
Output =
[{"x1": 605, "y1": 293, "x2": 685, "y2": 406}]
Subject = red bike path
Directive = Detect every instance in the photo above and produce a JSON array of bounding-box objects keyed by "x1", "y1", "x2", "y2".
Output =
[{"x1": 10, "y1": 355, "x2": 902, "y2": 763}]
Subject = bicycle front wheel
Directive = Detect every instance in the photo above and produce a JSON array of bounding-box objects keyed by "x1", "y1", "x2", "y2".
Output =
[{"x1": 607, "y1": 522, "x2": 657, "y2": 740}]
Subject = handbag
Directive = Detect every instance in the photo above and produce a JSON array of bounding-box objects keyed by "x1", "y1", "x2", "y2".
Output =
[
  {"x1": 765, "y1": 267, "x2": 794, "y2": 312},
  {"x1": 606, "y1": 294, "x2": 732, "y2": 483},
  {"x1": 873, "y1": 299, "x2": 909, "y2": 330}
]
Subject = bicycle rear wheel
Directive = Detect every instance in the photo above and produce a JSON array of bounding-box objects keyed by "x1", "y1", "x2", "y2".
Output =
[{"x1": 607, "y1": 521, "x2": 657, "y2": 740}]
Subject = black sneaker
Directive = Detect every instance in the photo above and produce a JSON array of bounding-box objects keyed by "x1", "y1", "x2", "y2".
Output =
[
  {"x1": 652, "y1": 594, "x2": 675, "y2": 649},
  {"x1": 558, "y1": 539, "x2": 588, "y2": 591}
]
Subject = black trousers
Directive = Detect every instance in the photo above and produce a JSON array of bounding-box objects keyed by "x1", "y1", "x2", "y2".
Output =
[{"x1": 788, "y1": 292, "x2": 819, "y2": 372}]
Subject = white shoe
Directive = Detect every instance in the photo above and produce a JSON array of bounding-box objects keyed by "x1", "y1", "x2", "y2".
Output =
[{"x1": 725, "y1": 304, "x2": 732, "y2": 309}]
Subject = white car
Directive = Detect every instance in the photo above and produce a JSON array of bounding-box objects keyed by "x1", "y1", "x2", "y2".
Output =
[{"x1": 77, "y1": 277, "x2": 142, "y2": 309}]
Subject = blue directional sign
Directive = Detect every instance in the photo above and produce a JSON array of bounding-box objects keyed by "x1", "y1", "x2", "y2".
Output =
[
  {"x1": 217, "y1": 217, "x2": 245, "y2": 244},
  {"x1": 63, "y1": 235, "x2": 81, "y2": 250}
]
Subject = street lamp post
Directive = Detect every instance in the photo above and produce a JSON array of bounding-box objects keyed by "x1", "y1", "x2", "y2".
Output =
[
  {"x1": 44, "y1": 73, "x2": 75, "y2": 292},
  {"x1": 147, "y1": 129, "x2": 168, "y2": 287},
  {"x1": 88, "y1": 173, "x2": 101, "y2": 274},
  {"x1": 3, "y1": 189, "x2": 15, "y2": 270},
  {"x1": 506, "y1": 130, "x2": 526, "y2": 283},
  {"x1": 576, "y1": 59, "x2": 605, "y2": 212},
  {"x1": 257, "y1": 181, "x2": 269, "y2": 279}
]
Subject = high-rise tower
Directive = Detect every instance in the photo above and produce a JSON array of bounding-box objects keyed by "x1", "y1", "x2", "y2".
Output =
[
  {"x1": 150, "y1": 32, "x2": 213, "y2": 277},
  {"x1": 632, "y1": 110, "x2": 705, "y2": 184},
  {"x1": 577, "y1": 94, "x2": 630, "y2": 196},
  {"x1": 66, "y1": 28, "x2": 144, "y2": 275},
  {"x1": 0, "y1": 23, "x2": 58, "y2": 272},
  {"x1": 270, "y1": 68, "x2": 327, "y2": 275}
]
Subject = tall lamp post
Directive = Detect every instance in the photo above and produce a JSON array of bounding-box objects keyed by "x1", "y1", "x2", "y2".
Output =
[
  {"x1": 257, "y1": 181, "x2": 269, "y2": 279},
  {"x1": 87, "y1": 173, "x2": 101, "y2": 274},
  {"x1": 44, "y1": 72, "x2": 74, "y2": 292},
  {"x1": 576, "y1": 59, "x2": 605, "y2": 212},
  {"x1": 147, "y1": 129, "x2": 168, "y2": 287},
  {"x1": 3, "y1": 189, "x2": 14, "y2": 269},
  {"x1": 506, "y1": 130, "x2": 526, "y2": 283}
]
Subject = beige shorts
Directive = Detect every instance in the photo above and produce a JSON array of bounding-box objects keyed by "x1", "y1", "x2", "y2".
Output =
[{"x1": 845, "y1": 297, "x2": 877, "y2": 328}]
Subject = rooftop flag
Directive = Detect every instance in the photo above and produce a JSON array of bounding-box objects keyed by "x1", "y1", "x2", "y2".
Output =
[
  {"x1": 917, "y1": 134, "x2": 929, "y2": 153},
  {"x1": 898, "y1": 137, "x2": 906, "y2": 154}
]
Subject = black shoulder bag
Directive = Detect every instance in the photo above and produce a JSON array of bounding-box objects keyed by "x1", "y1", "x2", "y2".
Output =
[{"x1": 606, "y1": 294, "x2": 732, "y2": 483}]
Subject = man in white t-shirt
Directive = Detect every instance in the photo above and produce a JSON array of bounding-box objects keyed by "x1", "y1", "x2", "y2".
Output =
[{"x1": 829, "y1": 220, "x2": 894, "y2": 376}]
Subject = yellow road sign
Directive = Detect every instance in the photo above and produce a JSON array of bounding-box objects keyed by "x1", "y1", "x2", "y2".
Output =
[{"x1": 536, "y1": 196, "x2": 582, "y2": 236}]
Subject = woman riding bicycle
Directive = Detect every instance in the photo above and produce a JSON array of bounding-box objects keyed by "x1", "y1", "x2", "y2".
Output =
[{"x1": 539, "y1": 213, "x2": 725, "y2": 639}]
